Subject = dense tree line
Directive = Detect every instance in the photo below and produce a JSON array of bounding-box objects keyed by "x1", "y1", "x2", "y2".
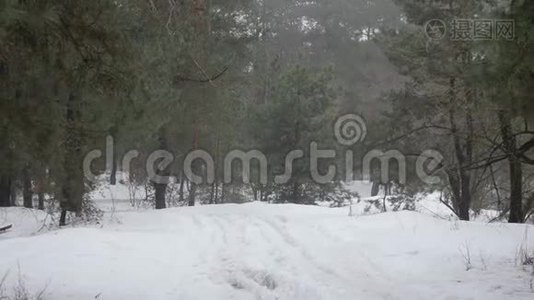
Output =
[
  {"x1": 0, "y1": 0, "x2": 532, "y2": 224},
  {"x1": 376, "y1": 0, "x2": 534, "y2": 222}
]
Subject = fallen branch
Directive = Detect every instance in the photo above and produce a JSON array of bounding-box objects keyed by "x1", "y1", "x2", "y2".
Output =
[{"x1": 0, "y1": 224, "x2": 12, "y2": 233}]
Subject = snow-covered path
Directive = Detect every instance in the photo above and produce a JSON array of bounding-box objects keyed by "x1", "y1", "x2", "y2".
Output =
[{"x1": 0, "y1": 203, "x2": 533, "y2": 299}]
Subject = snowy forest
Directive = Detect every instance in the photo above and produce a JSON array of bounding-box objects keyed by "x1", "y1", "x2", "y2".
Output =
[{"x1": 1, "y1": 0, "x2": 534, "y2": 299}]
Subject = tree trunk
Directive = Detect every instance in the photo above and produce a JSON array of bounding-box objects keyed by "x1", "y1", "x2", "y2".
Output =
[
  {"x1": 179, "y1": 174, "x2": 185, "y2": 203},
  {"x1": 110, "y1": 160, "x2": 117, "y2": 186},
  {"x1": 61, "y1": 92, "x2": 84, "y2": 220},
  {"x1": 499, "y1": 110, "x2": 524, "y2": 223},
  {"x1": 38, "y1": 192, "x2": 45, "y2": 210},
  {"x1": 446, "y1": 169, "x2": 461, "y2": 216},
  {"x1": 188, "y1": 183, "x2": 197, "y2": 206},
  {"x1": 508, "y1": 158, "x2": 523, "y2": 223},
  {"x1": 0, "y1": 176, "x2": 11, "y2": 207},
  {"x1": 186, "y1": 0, "x2": 210, "y2": 207},
  {"x1": 35, "y1": 168, "x2": 46, "y2": 210},
  {"x1": 59, "y1": 209, "x2": 67, "y2": 226},
  {"x1": 252, "y1": 186, "x2": 258, "y2": 201},
  {"x1": 110, "y1": 130, "x2": 117, "y2": 185},
  {"x1": 22, "y1": 165, "x2": 33, "y2": 209},
  {"x1": 447, "y1": 78, "x2": 473, "y2": 221},
  {"x1": 0, "y1": 137, "x2": 13, "y2": 207},
  {"x1": 154, "y1": 182, "x2": 167, "y2": 209},
  {"x1": 9, "y1": 182, "x2": 16, "y2": 206},
  {"x1": 153, "y1": 128, "x2": 169, "y2": 210},
  {"x1": 192, "y1": 0, "x2": 210, "y2": 33}
]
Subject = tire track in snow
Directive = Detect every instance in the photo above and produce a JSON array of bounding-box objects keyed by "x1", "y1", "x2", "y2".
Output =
[
  {"x1": 187, "y1": 210, "x2": 401, "y2": 299},
  {"x1": 253, "y1": 215, "x2": 367, "y2": 297},
  {"x1": 215, "y1": 213, "x2": 324, "y2": 299},
  {"x1": 254, "y1": 214, "x2": 401, "y2": 299}
]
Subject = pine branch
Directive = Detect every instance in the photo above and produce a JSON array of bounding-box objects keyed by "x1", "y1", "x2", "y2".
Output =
[{"x1": 174, "y1": 65, "x2": 229, "y2": 84}]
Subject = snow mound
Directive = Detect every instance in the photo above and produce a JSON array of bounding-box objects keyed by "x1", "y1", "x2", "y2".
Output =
[
  {"x1": 0, "y1": 208, "x2": 52, "y2": 239},
  {"x1": 0, "y1": 202, "x2": 533, "y2": 299}
]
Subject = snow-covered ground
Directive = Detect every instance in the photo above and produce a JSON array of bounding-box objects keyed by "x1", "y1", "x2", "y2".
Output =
[{"x1": 0, "y1": 184, "x2": 533, "y2": 299}]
